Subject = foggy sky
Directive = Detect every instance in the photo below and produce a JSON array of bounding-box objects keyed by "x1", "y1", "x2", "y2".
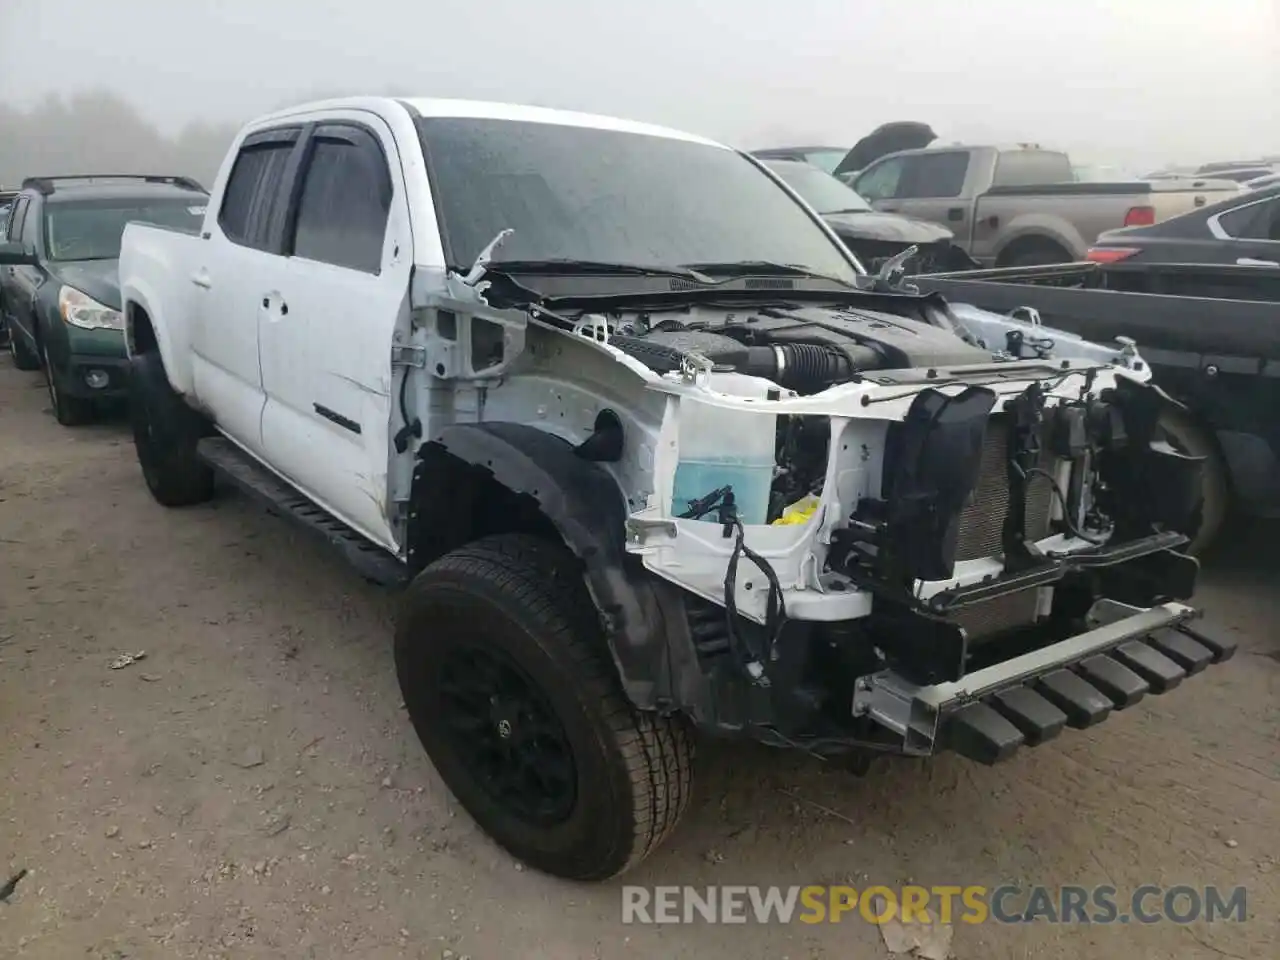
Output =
[{"x1": 3, "y1": 0, "x2": 1277, "y2": 169}]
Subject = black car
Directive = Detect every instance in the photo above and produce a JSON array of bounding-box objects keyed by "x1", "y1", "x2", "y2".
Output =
[
  {"x1": 1087, "y1": 182, "x2": 1279, "y2": 282},
  {"x1": 759, "y1": 158, "x2": 977, "y2": 273},
  {"x1": 0, "y1": 174, "x2": 207, "y2": 424}
]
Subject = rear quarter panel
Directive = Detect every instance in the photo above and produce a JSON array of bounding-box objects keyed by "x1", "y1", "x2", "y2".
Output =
[
  {"x1": 976, "y1": 194, "x2": 1125, "y2": 264},
  {"x1": 119, "y1": 222, "x2": 204, "y2": 397},
  {"x1": 1149, "y1": 181, "x2": 1244, "y2": 221}
]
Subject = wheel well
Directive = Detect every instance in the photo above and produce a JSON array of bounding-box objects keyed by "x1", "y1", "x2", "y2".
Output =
[
  {"x1": 128, "y1": 303, "x2": 158, "y2": 355},
  {"x1": 406, "y1": 450, "x2": 563, "y2": 572},
  {"x1": 1162, "y1": 405, "x2": 1232, "y2": 492},
  {"x1": 996, "y1": 235, "x2": 1072, "y2": 267}
]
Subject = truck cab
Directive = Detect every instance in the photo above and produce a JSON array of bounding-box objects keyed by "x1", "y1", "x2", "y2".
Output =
[{"x1": 117, "y1": 98, "x2": 1234, "y2": 882}]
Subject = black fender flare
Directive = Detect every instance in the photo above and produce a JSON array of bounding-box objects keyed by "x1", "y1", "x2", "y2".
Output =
[{"x1": 410, "y1": 422, "x2": 696, "y2": 712}]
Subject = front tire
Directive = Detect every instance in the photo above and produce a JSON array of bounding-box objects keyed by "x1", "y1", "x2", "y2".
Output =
[
  {"x1": 42, "y1": 339, "x2": 95, "y2": 425},
  {"x1": 129, "y1": 351, "x2": 214, "y2": 506},
  {"x1": 9, "y1": 326, "x2": 40, "y2": 371},
  {"x1": 395, "y1": 534, "x2": 694, "y2": 880}
]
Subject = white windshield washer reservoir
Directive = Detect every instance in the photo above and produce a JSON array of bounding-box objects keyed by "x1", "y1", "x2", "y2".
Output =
[{"x1": 669, "y1": 372, "x2": 778, "y2": 525}]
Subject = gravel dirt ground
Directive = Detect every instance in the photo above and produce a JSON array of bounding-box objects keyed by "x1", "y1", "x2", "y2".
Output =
[{"x1": 1, "y1": 357, "x2": 1277, "y2": 960}]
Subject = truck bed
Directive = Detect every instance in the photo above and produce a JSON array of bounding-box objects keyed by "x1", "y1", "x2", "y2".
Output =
[
  {"x1": 985, "y1": 178, "x2": 1239, "y2": 197},
  {"x1": 915, "y1": 261, "x2": 1280, "y2": 519},
  {"x1": 915, "y1": 262, "x2": 1280, "y2": 359}
]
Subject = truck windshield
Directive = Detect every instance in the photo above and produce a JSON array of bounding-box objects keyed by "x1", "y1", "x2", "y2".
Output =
[
  {"x1": 44, "y1": 197, "x2": 207, "y2": 261},
  {"x1": 417, "y1": 117, "x2": 859, "y2": 282}
]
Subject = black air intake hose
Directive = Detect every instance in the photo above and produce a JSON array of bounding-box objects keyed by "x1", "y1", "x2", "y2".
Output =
[
  {"x1": 742, "y1": 343, "x2": 875, "y2": 392},
  {"x1": 609, "y1": 334, "x2": 874, "y2": 393}
]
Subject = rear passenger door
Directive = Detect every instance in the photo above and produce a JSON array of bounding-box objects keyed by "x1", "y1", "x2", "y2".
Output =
[
  {"x1": 192, "y1": 125, "x2": 304, "y2": 457},
  {"x1": 259, "y1": 115, "x2": 413, "y2": 549},
  {"x1": 6, "y1": 198, "x2": 46, "y2": 347}
]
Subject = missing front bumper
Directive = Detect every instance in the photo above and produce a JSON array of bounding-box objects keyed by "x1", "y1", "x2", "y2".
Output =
[{"x1": 852, "y1": 600, "x2": 1236, "y2": 764}]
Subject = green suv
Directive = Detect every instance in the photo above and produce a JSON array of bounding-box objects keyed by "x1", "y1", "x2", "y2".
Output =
[{"x1": 0, "y1": 175, "x2": 207, "y2": 424}]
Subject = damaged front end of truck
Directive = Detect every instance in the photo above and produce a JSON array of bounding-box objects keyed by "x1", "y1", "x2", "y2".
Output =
[
  {"x1": 402, "y1": 256, "x2": 1236, "y2": 769},
  {"x1": 624, "y1": 352, "x2": 1235, "y2": 766}
]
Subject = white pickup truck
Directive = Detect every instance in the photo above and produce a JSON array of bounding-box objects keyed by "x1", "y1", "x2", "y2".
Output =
[{"x1": 119, "y1": 97, "x2": 1234, "y2": 881}]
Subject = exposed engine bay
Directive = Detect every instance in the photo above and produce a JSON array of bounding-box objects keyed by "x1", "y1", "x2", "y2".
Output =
[
  {"x1": 596, "y1": 297, "x2": 1190, "y2": 538},
  {"x1": 418, "y1": 265, "x2": 1228, "y2": 766},
  {"x1": 579, "y1": 295, "x2": 1213, "y2": 758},
  {"x1": 608, "y1": 300, "x2": 992, "y2": 395}
]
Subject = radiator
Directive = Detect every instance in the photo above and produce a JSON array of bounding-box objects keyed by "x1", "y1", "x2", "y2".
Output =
[{"x1": 950, "y1": 414, "x2": 1056, "y2": 641}]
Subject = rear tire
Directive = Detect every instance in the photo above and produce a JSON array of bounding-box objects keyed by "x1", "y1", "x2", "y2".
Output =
[
  {"x1": 395, "y1": 534, "x2": 694, "y2": 880},
  {"x1": 1158, "y1": 409, "x2": 1227, "y2": 556},
  {"x1": 129, "y1": 351, "x2": 214, "y2": 506},
  {"x1": 9, "y1": 327, "x2": 41, "y2": 371}
]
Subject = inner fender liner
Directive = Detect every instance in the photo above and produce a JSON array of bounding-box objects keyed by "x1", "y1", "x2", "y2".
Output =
[
  {"x1": 1097, "y1": 378, "x2": 1207, "y2": 540},
  {"x1": 417, "y1": 422, "x2": 696, "y2": 712}
]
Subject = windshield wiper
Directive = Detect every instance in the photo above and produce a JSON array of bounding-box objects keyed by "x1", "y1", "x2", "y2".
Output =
[
  {"x1": 684, "y1": 260, "x2": 855, "y2": 286},
  {"x1": 488, "y1": 258, "x2": 715, "y2": 284}
]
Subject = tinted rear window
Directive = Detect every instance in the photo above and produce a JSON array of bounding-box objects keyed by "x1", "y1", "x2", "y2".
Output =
[
  {"x1": 992, "y1": 151, "x2": 1074, "y2": 187},
  {"x1": 418, "y1": 118, "x2": 857, "y2": 281},
  {"x1": 219, "y1": 140, "x2": 294, "y2": 250}
]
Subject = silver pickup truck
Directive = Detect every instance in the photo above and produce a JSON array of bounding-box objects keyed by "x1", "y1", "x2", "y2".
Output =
[{"x1": 844, "y1": 145, "x2": 1241, "y2": 267}]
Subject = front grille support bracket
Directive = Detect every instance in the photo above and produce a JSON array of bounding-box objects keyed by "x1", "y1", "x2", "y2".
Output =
[{"x1": 853, "y1": 600, "x2": 1199, "y2": 758}]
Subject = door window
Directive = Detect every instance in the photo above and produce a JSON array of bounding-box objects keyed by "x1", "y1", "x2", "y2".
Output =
[
  {"x1": 898, "y1": 152, "x2": 970, "y2": 199},
  {"x1": 289, "y1": 126, "x2": 392, "y2": 274},
  {"x1": 1216, "y1": 196, "x2": 1280, "y2": 242},
  {"x1": 854, "y1": 158, "x2": 906, "y2": 202},
  {"x1": 218, "y1": 130, "x2": 299, "y2": 251}
]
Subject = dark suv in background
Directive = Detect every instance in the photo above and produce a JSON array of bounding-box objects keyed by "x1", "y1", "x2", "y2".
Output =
[{"x1": 0, "y1": 175, "x2": 207, "y2": 424}]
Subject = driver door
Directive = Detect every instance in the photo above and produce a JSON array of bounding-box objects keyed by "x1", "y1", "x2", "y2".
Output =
[{"x1": 258, "y1": 115, "x2": 413, "y2": 550}]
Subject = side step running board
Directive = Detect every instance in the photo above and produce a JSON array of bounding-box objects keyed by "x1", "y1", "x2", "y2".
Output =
[{"x1": 197, "y1": 437, "x2": 408, "y2": 587}]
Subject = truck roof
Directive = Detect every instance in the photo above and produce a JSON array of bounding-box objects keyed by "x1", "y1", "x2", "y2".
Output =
[{"x1": 255, "y1": 96, "x2": 726, "y2": 149}]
